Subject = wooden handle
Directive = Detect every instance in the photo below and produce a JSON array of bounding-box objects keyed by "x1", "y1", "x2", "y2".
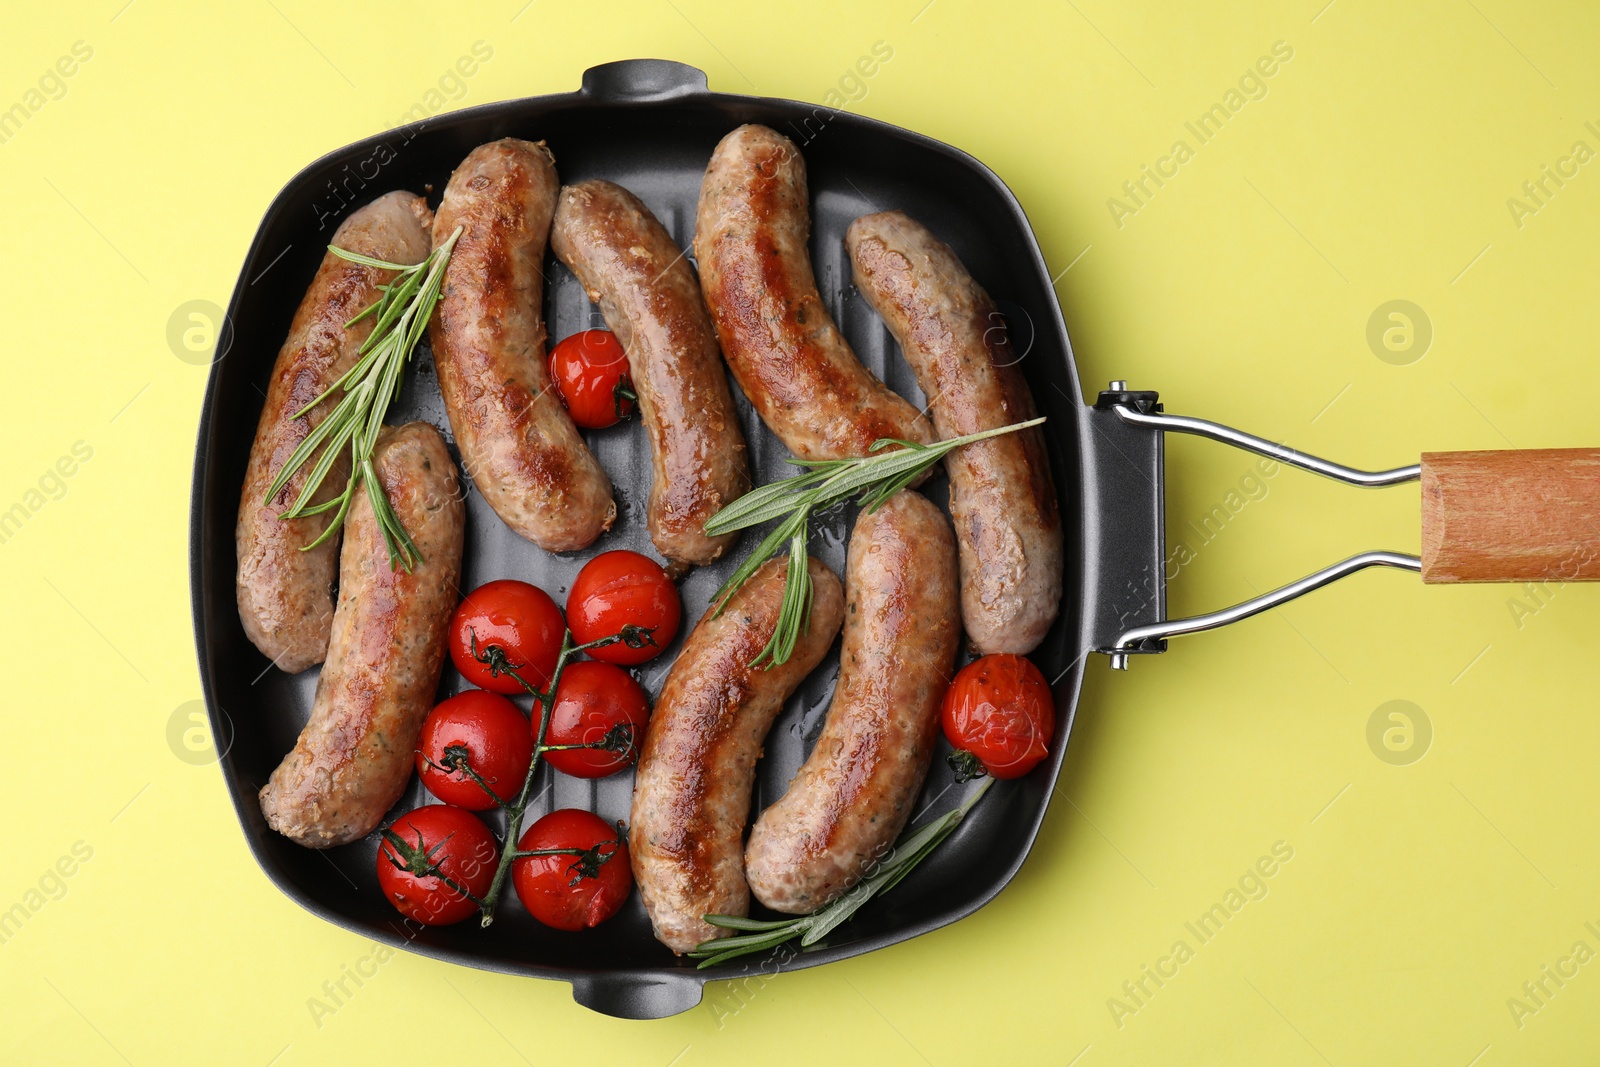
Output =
[{"x1": 1421, "y1": 449, "x2": 1600, "y2": 583}]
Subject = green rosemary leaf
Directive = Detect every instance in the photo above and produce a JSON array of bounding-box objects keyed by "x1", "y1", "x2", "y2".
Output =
[
  {"x1": 282, "y1": 405, "x2": 361, "y2": 517},
  {"x1": 704, "y1": 417, "x2": 1046, "y2": 667},
  {"x1": 297, "y1": 481, "x2": 354, "y2": 553},
  {"x1": 290, "y1": 338, "x2": 387, "y2": 421},
  {"x1": 751, "y1": 535, "x2": 812, "y2": 669},
  {"x1": 693, "y1": 940, "x2": 795, "y2": 969},
  {"x1": 326, "y1": 246, "x2": 414, "y2": 271},
  {"x1": 709, "y1": 510, "x2": 806, "y2": 614},
  {"x1": 691, "y1": 776, "x2": 996, "y2": 966},
  {"x1": 364, "y1": 457, "x2": 420, "y2": 572},
  {"x1": 701, "y1": 914, "x2": 796, "y2": 932},
  {"x1": 702, "y1": 468, "x2": 832, "y2": 534},
  {"x1": 262, "y1": 225, "x2": 463, "y2": 571},
  {"x1": 689, "y1": 928, "x2": 802, "y2": 954}
]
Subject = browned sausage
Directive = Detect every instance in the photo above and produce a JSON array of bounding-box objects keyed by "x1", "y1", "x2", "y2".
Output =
[
  {"x1": 745, "y1": 491, "x2": 960, "y2": 913},
  {"x1": 430, "y1": 138, "x2": 615, "y2": 552},
  {"x1": 550, "y1": 179, "x2": 749, "y2": 567},
  {"x1": 260, "y1": 422, "x2": 465, "y2": 848},
  {"x1": 846, "y1": 211, "x2": 1063, "y2": 654},
  {"x1": 628, "y1": 556, "x2": 845, "y2": 953},
  {"x1": 236, "y1": 191, "x2": 433, "y2": 673},
  {"x1": 695, "y1": 124, "x2": 934, "y2": 462}
]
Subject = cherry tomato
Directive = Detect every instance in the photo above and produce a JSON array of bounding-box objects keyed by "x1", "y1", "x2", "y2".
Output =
[
  {"x1": 540, "y1": 661, "x2": 650, "y2": 778},
  {"x1": 376, "y1": 805, "x2": 498, "y2": 926},
  {"x1": 450, "y1": 580, "x2": 564, "y2": 695},
  {"x1": 940, "y1": 654, "x2": 1056, "y2": 780},
  {"x1": 550, "y1": 329, "x2": 635, "y2": 429},
  {"x1": 417, "y1": 690, "x2": 535, "y2": 809},
  {"x1": 567, "y1": 550, "x2": 680, "y2": 665},
  {"x1": 512, "y1": 808, "x2": 632, "y2": 931}
]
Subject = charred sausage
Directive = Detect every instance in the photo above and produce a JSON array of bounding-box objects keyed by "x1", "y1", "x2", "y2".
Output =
[
  {"x1": 629, "y1": 556, "x2": 845, "y2": 953},
  {"x1": 745, "y1": 491, "x2": 960, "y2": 913},
  {"x1": 260, "y1": 422, "x2": 465, "y2": 848},
  {"x1": 694, "y1": 124, "x2": 933, "y2": 462},
  {"x1": 550, "y1": 179, "x2": 749, "y2": 567},
  {"x1": 846, "y1": 211, "x2": 1063, "y2": 654},
  {"x1": 430, "y1": 138, "x2": 615, "y2": 552},
  {"x1": 236, "y1": 191, "x2": 433, "y2": 673}
]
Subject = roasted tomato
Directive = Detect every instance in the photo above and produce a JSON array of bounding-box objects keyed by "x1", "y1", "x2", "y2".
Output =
[
  {"x1": 540, "y1": 661, "x2": 650, "y2": 778},
  {"x1": 417, "y1": 690, "x2": 535, "y2": 809},
  {"x1": 940, "y1": 654, "x2": 1055, "y2": 780},
  {"x1": 450, "y1": 580, "x2": 565, "y2": 695},
  {"x1": 376, "y1": 805, "x2": 498, "y2": 926},
  {"x1": 511, "y1": 808, "x2": 632, "y2": 931},
  {"x1": 550, "y1": 329, "x2": 635, "y2": 429},
  {"x1": 566, "y1": 550, "x2": 680, "y2": 665}
]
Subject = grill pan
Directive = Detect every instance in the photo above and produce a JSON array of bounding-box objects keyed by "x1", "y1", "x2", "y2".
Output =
[{"x1": 190, "y1": 58, "x2": 1600, "y2": 1020}]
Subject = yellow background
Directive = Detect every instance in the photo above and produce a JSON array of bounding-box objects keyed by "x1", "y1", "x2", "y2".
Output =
[{"x1": 4, "y1": 0, "x2": 1598, "y2": 1063}]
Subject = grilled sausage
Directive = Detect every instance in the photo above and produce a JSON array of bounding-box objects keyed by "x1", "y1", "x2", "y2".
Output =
[
  {"x1": 694, "y1": 124, "x2": 934, "y2": 462},
  {"x1": 846, "y1": 211, "x2": 1063, "y2": 654},
  {"x1": 745, "y1": 491, "x2": 960, "y2": 913},
  {"x1": 629, "y1": 556, "x2": 845, "y2": 953},
  {"x1": 260, "y1": 422, "x2": 465, "y2": 848},
  {"x1": 550, "y1": 179, "x2": 749, "y2": 567},
  {"x1": 236, "y1": 191, "x2": 434, "y2": 673},
  {"x1": 430, "y1": 138, "x2": 615, "y2": 552}
]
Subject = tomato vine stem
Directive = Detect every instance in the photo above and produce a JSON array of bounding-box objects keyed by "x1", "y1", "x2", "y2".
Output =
[{"x1": 468, "y1": 627, "x2": 651, "y2": 927}]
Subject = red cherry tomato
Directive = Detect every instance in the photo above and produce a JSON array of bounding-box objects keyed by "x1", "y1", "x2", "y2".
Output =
[
  {"x1": 450, "y1": 580, "x2": 564, "y2": 695},
  {"x1": 376, "y1": 805, "x2": 498, "y2": 926},
  {"x1": 540, "y1": 661, "x2": 650, "y2": 778},
  {"x1": 940, "y1": 654, "x2": 1055, "y2": 780},
  {"x1": 512, "y1": 808, "x2": 632, "y2": 931},
  {"x1": 550, "y1": 329, "x2": 635, "y2": 429},
  {"x1": 567, "y1": 550, "x2": 680, "y2": 665},
  {"x1": 417, "y1": 690, "x2": 534, "y2": 810}
]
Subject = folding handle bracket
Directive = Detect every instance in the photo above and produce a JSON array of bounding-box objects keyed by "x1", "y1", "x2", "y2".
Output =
[{"x1": 1094, "y1": 383, "x2": 1421, "y2": 669}]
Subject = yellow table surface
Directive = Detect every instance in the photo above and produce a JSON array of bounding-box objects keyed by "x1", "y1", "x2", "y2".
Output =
[{"x1": 6, "y1": 1, "x2": 1599, "y2": 1063}]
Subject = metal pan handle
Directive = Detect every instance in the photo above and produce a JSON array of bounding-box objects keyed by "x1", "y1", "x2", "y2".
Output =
[
  {"x1": 569, "y1": 972, "x2": 704, "y2": 1019},
  {"x1": 580, "y1": 59, "x2": 709, "y2": 103},
  {"x1": 1092, "y1": 382, "x2": 1421, "y2": 669}
]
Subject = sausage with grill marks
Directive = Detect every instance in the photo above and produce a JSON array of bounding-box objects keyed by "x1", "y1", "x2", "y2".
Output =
[
  {"x1": 430, "y1": 138, "x2": 615, "y2": 552},
  {"x1": 551, "y1": 179, "x2": 749, "y2": 567},
  {"x1": 260, "y1": 422, "x2": 465, "y2": 848},
  {"x1": 745, "y1": 490, "x2": 960, "y2": 913},
  {"x1": 694, "y1": 124, "x2": 934, "y2": 463},
  {"x1": 846, "y1": 210, "x2": 1063, "y2": 654},
  {"x1": 236, "y1": 191, "x2": 433, "y2": 673},
  {"x1": 628, "y1": 556, "x2": 845, "y2": 953}
]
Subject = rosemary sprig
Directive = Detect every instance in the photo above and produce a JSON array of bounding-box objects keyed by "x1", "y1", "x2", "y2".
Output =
[
  {"x1": 704, "y1": 417, "x2": 1045, "y2": 667},
  {"x1": 688, "y1": 776, "x2": 995, "y2": 968},
  {"x1": 262, "y1": 225, "x2": 464, "y2": 571}
]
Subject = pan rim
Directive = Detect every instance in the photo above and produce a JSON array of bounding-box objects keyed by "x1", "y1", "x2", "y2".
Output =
[{"x1": 188, "y1": 58, "x2": 1094, "y2": 1009}]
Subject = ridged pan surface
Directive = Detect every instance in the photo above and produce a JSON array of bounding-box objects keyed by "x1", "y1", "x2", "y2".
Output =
[{"x1": 189, "y1": 60, "x2": 1090, "y2": 1019}]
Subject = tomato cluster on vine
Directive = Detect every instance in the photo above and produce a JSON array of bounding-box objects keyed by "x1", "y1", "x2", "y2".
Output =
[{"x1": 377, "y1": 551, "x2": 680, "y2": 929}]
